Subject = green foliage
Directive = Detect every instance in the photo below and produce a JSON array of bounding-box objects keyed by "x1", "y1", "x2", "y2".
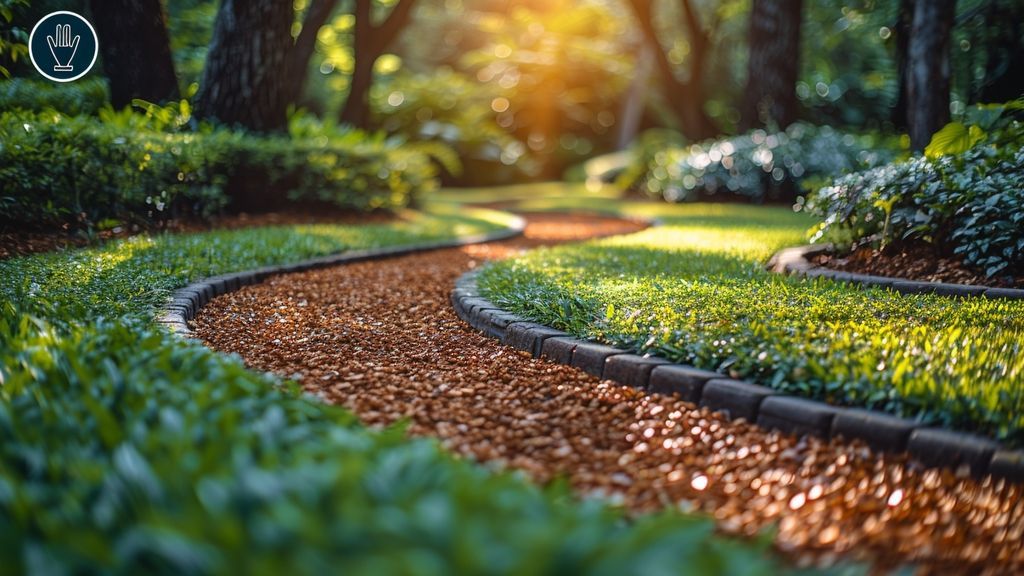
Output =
[
  {"x1": 370, "y1": 69, "x2": 526, "y2": 183},
  {"x1": 634, "y1": 123, "x2": 899, "y2": 202},
  {"x1": 0, "y1": 207, "x2": 806, "y2": 575},
  {"x1": 0, "y1": 107, "x2": 442, "y2": 229},
  {"x1": 0, "y1": 77, "x2": 109, "y2": 114},
  {"x1": 479, "y1": 200, "x2": 1024, "y2": 446},
  {"x1": 809, "y1": 104, "x2": 1024, "y2": 278},
  {"x1": 0, "y1": 0, "x2": 29, "y2": 78}
]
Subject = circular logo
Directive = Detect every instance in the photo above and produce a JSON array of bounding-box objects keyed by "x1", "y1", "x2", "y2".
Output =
[{"x1": 28, "y1": 11, "x2": 98, "y2": 83}]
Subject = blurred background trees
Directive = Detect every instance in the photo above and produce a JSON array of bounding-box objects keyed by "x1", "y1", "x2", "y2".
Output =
[{"x1": 1, "y1": 0, "x2": 1021, "y2": 185}]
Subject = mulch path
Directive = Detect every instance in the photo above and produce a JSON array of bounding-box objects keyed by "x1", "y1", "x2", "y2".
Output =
[
  {"x1": 815, "y1": 244, "x2": 1021, "y2": 288},
  {"x1": 193, "y1": 212, "x2": 1023, "y2": 574}
]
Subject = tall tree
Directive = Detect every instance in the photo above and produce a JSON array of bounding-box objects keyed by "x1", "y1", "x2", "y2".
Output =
[
  {"x1": 194, "y1": 0, "x2": 295, "y2": 132},
  {"x1": 906, "y1": 0, "x2": 956, "y2": 151},
  {"x1": 88, "y1": 0, "x2": 179, "y2": 108},
  {"x1": 741, "y1": 0, "x2": 804, "y2": 130},
  {"x1": 287, "y1": 0, "x2": 339, "y2": 107},
  {"x1": 339, "y1": 0, "x2": 418, "y2": 128},
  {"x1": 627, "y1": 0, "x2": 717, "y2": 140},
  {"x1": 890, "y1": 0, "x2": 914, "y2": 129}
]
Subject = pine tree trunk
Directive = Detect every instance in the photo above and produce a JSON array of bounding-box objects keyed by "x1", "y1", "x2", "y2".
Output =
[
  {"x1": 338, "y1": 51, "x2": 375, "y2": 128},
  {"x1": 194, "y1": 0, "x2": 295, "y2": 133},
  {"x1": 741, "y1": 0, "x2": 804, "y2": 130},
  {"x1": 906, "y1": 0, "x2": 955, "y2": 151},
  {"x1": 88, "y1": 0, "x2": 179, "y2": 108}
]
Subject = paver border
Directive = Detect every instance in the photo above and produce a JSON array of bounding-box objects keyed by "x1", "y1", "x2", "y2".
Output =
[
  {"x1": 157, "y1": 216, "x2": 527, "y2": 338},
  {"x1": 768, "y1": 244, "x2": 1024, "y2": 299},
  {"x1": 451, "y1": 268, "x2": 1024, "y2": 482}
]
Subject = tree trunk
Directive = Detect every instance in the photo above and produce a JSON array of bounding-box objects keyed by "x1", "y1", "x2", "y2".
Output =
[
  {"x1": 339, "y1": 55, "x2": 375, "y2": 128},
  {"x1": 741, "y1": 0, "x2": 804, "y2": 130},
  {"x1": 338, "y1": 0, "x2": 418, "y2": 128},
  {"x1": 194, "y1": 0, "x2": 295, "y2": 132},
  {"x1": 979, "y1": 0, "x2": 1024, "y2": 104},
  {"x1": 88, "y1": 0, "x2": 179, "y2": 108},
  {"x1": 890, "y1": 0, "x2": 913, "y2": 129},
  {"x1": 287, "y1": 0, "x2": 339, "y2": 107},
  {"x1": 626, "y1": 0, "x2": 717, "y2": 140},
  {"x1": 907, "y1": 0, "x2": 955, "y2": 151}
]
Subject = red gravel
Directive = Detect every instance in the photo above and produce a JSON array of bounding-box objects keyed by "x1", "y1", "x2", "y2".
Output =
[{"x1": 193, "y1": 212, "x2": 1024, "y2": 574}]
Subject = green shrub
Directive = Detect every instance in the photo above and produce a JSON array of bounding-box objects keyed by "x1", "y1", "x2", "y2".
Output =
[
  {"x1": 0, "y1": 109, "x2": 232, "y2": 227},
  {"x1": 635, "y1": 123, "x2": 898, "y2": 202},
  {"x1": 807, "y1": 104, "x2": 1024, "y2": 278},
  {"x1": 0, "y1": 108, "x2": 441, "y2": 229},
  {"x1": 370, "y1": 69, "x2": 529, "y2": 183},
  {"x1": 0, "y1": 77, "x2": 109, "y2": 114}
]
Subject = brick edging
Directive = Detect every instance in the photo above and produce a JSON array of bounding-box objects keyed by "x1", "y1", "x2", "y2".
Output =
[
  {"x1": 451, "y1": 269, "x2": 1024, "y2": 483},
  {"x1": 768, "y1": 244, "x2": 1024, "y2": 300},
  {"x1": 156, "y1": 216, "x2": 527, "y2": 337}
]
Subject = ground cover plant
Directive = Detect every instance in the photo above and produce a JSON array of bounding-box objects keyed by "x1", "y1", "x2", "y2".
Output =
[
  {"x1": 477, "y1": 199, "x2": 1024, "y2": 446},
  {"x1": 0, "y1": 205, "x2": 817, "y2": 575},
  {"x1": 807, "y1": 103, "x2": 1024, "y2": 279}
]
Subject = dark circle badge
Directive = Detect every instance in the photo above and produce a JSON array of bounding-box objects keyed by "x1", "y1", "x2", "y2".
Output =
[{"x1": 29, "y1": 11, "x2": 98, "y2": 82}]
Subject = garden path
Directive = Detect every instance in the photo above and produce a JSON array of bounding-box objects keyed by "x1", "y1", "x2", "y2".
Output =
[{"x1": 193, "y1": 212, "x2": 1023, "y2": 574}]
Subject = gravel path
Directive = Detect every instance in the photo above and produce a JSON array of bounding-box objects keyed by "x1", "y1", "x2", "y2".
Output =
[{"x1": 194, "y1": 212, "x2": 1023, "y2": 574}]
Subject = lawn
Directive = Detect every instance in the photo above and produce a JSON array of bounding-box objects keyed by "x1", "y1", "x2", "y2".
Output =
[
  {"x1": 0, "y1": 202, "x2": 799, "y2": 574},
  {"x1": 478, "y1": 199, "x2": 1024, "y2": 445}
]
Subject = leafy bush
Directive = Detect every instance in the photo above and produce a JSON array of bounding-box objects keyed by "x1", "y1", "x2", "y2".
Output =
[
  {"x1": 635, "y1": 123, "x2": 898, "y2": 202},
  {"x1": 0, "y1": 77, "x2": 109, "y2": 114},
  {"x1": 0, "y1": 109, "x2": 232, "y2": 227},
  {"x1": 370, "y1": 69, "x2": 531, "y2": 184},
  {"x1": 807, "y1": 103, "x2": 1024, "y2": 278},
  {"x1": 0, "y1": 107, "x2": 442, "y2": 229}
]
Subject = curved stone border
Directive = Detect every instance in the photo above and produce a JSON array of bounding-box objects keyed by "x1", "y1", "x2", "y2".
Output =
[
  {"x1": 157, "y1": 216, "x2": 526, "y2": 338},
  {"x1": 451, "y1": 269, "x2": 1024, "y2": 483},
  {"x1": 768, "y1": 244, "x2": 1024, "y2": 300}
]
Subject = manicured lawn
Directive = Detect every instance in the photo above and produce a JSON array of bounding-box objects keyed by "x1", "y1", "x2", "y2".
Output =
[
  {"x1": 478, "y1": 200, "x2": 1024, "y2": 445},
  {"x1": 0, "y1": 204, "x2": 797, "y2": 574}
]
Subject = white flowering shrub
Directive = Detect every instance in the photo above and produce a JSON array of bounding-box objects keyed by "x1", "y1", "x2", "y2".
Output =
[{"x1": 637, "y1": 123, "x2": 897, "y2": 202}]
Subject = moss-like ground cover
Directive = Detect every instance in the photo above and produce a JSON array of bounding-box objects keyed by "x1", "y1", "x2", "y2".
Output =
[
  {"x1": 478, "y1": 199, "x2": 1024, "y2": 446},
  {"x1": 0, "y1": 203, "x2": 802, "y2": 574}
]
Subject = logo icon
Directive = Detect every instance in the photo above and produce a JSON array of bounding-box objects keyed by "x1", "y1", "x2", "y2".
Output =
[{"x1": 29, "y1": 11, "x2": 98, "y2": 82}]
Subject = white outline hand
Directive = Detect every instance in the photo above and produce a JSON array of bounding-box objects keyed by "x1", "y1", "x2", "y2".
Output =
[{"x1": 46, "y1": 24, "x2": 80, "y2": 72}]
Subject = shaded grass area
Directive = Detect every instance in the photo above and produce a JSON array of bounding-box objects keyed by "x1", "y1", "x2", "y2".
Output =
[
  {"x1": 478, "y1": 199, "x2": 1024, "y2": 446},
  {"x1": 0, "y1": 204, "x2": 807, "y2": 574}
]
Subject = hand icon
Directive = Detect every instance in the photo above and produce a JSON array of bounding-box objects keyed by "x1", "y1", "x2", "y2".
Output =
[{"x1": 46, "y1": 24, "x2": 80, "y2": 72}]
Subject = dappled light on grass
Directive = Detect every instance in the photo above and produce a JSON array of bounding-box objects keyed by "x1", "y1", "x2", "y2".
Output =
[{"x1": 479, "y1": 201, "x2": 1024, "y2": 445}]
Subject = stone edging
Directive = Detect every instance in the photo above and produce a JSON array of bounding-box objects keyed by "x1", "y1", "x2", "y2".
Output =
[
  {"x1": 451, "y1": 269, "x2": 1024, "y2": 483},
  {"x1": 768, "y1": 244, "x2": 1024, "y2": 299},
  {"x1": 156, "y1": 216, "x2": 527, "y2": 338}
]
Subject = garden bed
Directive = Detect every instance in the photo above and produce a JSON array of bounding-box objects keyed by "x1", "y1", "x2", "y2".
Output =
[{"x1": 811, "y1": 244, "x2": 1022, "y2": 289}]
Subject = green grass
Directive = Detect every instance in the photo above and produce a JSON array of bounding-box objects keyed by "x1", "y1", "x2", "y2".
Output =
[
  {"x1": 1, "y1": 204, "x2": 514, "y2": 322},
  {"x1": 478, "y1": 200, "x2": 1024, "y2": 446},
  {"x1": 0, "y1": 203, "x2": 811, "y2": 575},
  {"x1": 430, "y1": 181, "x2": 622, "y2": 205}
]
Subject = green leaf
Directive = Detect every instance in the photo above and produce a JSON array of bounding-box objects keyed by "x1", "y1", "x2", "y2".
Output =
[{"x1": 924, "y1": 122, "x2": 986, "y2": 158}]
